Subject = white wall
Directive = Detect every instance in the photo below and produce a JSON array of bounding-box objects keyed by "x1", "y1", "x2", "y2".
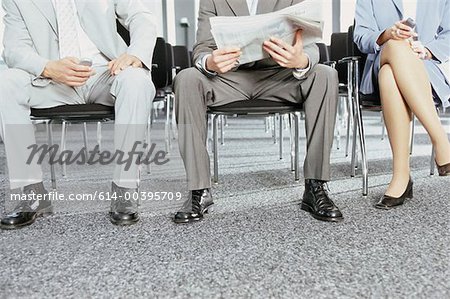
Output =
[{"x1": 0, "y1": 7, "x2": 4, "y2": 62}]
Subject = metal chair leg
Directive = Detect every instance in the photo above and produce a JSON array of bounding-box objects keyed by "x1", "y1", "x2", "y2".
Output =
[
  {"x1": 430, "y1": 145, "x2": 436, "y2": 175},
  {"x1": 171, "y1": 94, "x2": 178, "y2": 140},
  {"x1": 289, "y1": 114, "x2": 295, "y2": 172},
  {"x1": 220, "y1": 115, "x2": 225, "y2": 145},
  {"x1": 47, "y1": 122, "x2": 57, "y2": 190},
  {"x1": 165, "y1": 95, "x2": 171, "y2": 153},
  {"x1": 146, "y1": 115, "x2": 152, "y2": 174},
  {"x1": 273, "y1": 115, "x2": 277, "y2": 144},
  {"x1": 350, "y1": 107, "x2": 358, "y2": 177},
  {"x1": 279, "y1": 114, "x2": 283, "y2": 160},
  {"x1": 213, "y1": 114, "x2": 219, "y2": 184},
  {"x1": 83, "y1": 122, "x2": 89, "y2": 157},
  {"x1": 356, "y1": 104, "x2": 368, "y2": 196},
  {"x1": 96, "y1": 121, "x2": 102, "y2": 151},
  {"x1": 61, "y1": 121, "x2": 67, "y2": 177},
  {"x1": 294, "y1": 112, "x2": 300, "y2": 181}
]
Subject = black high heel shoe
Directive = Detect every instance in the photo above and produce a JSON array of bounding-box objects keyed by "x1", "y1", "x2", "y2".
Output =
[
  {"x1": 436, "y1": 161, "x2": 450, "y2": 176},
  {"x1": 375, "y1": 179, "x2": 413, "y2": 210}
]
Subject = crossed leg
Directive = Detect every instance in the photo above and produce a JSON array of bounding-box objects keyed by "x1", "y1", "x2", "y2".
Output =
[{"x1": 379, "y1": 40, "x2": 450, "y2": 197}]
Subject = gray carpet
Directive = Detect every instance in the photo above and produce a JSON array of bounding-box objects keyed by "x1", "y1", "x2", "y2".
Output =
[{"x1": 0, "y1": 113, "x2": 449, "y2": 299}]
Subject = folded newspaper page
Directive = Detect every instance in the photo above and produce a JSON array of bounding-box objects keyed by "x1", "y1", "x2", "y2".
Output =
[{"x1": 210, "y1": 1, "x2": 323, "y2": 64}]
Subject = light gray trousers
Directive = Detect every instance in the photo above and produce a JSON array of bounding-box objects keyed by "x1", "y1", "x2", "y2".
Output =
[
  {"x1": 0, "y1": 66, "x2": 155, "y2": 189},
  {"x1": 174, "y1": 64, "x2": 339, "y2": 191}
]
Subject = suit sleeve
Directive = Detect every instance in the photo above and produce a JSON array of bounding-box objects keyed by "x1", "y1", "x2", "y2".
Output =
[
  {"x1": 115, "y1": 0, "x2": 157, "y2": 70},
  {"x1": 353, "y1": 0, "x2": 384, "y2": 54},
  {"x1": 2, "y1": 0, "x2": 49, "y2": 76},
  {"x1": 424, "y1": 0, "x2": 450, "y2": 63},
  {"x1": 193, "y1": 0, "x2": 217, "y2": 66}
]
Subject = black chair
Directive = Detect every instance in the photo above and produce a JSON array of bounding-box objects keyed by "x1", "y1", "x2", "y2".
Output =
[
  {"x1": 327, "y1": 32, "x2": 355, "y2": 154},
  {"x1": 29, "y1": 22, "x2": 168, "y2": 189},
  {"x1": 316, "y1": 42, "x2": 330, "y2": 64},
  {"x1": 173, "y1": 45, "x2": 192, "y2": 72}
]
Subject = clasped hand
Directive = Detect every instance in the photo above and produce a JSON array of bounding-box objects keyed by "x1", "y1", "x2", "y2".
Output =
[{"x1": 43, "y1": 54, "x2": 143, "y2": 87}]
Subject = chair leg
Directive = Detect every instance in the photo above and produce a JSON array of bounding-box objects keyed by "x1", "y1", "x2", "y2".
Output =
[
  {"x1": 96, "y1": 121, "x2": 102, "y2": 152},
  {"x1": 289, "y1": 114, "x2": 295, "y2": 172},
  {"x1": 220, "y1": 115, "x2": 225, "y2": 145},
  {"x1": 381, "y1": 113, "x2": 386, "y2": 141},
  {"x1": 146, "y1": 115, "x2": 152, "y2": 174},
  {"x1": 410, "y1": 116, "x2": 415, "y2": 155},
  {"x1": 213, "y1": 114, "x2": 219, "y2": 184},
  {"x1": 294, "y1": 112, "x2": 300, "y2": 181},
  {"x1": 47, "y1": 122, "x2": 57, "y2": 190},
  {"x1": 273, "y1": 115, "x2": 277, "y2": 144},
  {"x1": 430, "y1": 145, "x2": 436, "y2": 175},
  {"x1": 345, "y1": 96, "x2": 353, "y2": 157},
  {"x1": 279, "y1": 114, "x2": 283, "y2": 160},
  {"x1": 350, "y1": 107, "x2": 358, "y2": 177},
  {"x1": 165, "y1": 95, "x2": 171, "y2": 153},
  {"x1": 60, "y1": 121, "x2": 67, "y2": 177},
  {"x1": 82, "y1": 122, "x2": 89, "y2": 157},
  {"x1": 355, "y1": 104, "x2": 368, "y2": 196}
]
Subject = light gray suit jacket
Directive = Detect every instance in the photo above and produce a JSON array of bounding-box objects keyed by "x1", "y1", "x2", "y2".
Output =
[
  {"x1": 194, "y1": 0, "x2": 319, "y2": 75},
  {"x1": 354, "y1": 0, "x2": 450, "y2": 108},
  {"x1": 2, "y1": 0, "x2": 157, "y2": 84}
]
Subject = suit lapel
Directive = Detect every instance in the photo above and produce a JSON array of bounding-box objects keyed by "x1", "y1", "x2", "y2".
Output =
[
  {"x1": 257, "y1": 0, "x2": 277, "y2": 14},
  {"x1": 225, "y1": 0, "x2": 250, "y2": 16},
  {"x1": 30, "y1": 0, "x2": 58, "y2": 34},
  {"x1": 392, "y1": 0, "x2": 403, "y2": 17}
]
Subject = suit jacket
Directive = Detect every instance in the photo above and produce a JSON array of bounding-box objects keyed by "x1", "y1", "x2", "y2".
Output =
[
  {"x1": 354, "y1": 0, "x2": 450, "y2": 108},
  {"x1": 194, "y1": 0, "x2": 319, "y2": 74},
  {"x1": 1, "y1": 0, "x2": 157, "y2": 84}
]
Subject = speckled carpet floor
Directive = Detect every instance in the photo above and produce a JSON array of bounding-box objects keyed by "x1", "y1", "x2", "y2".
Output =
[{"x1": 0, "y1": 112, "x2": 449, "y2": 298}]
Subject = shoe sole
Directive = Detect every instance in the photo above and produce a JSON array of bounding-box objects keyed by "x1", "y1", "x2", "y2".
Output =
[
  {"x1": 0, "y1": 206, "x2": 54, "y2": 230},
  {"x1": 109, "y1": 215, "x2": 140, "y2": 226},
  {"x1": 300, "y1": 203, "x2": 344, "y2": 223},
  {"x1": 173, "y1": 204, "x2": 214, "y2": 224}
]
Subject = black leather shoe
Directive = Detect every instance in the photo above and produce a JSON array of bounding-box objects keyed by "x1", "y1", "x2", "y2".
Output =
[
  {"x1": 375, "y1": 178, "x2": 413, "y2": 210},
  {"x1": 301, "y1": 179, "x2": 343, "y2": 222},
  {"x1": 1, "y1": 182, "x2": 53, "y2": 230},
  {"x1": 436, "y1": 161, "x2": 450, "y2": 176},
  {"x1": 173, "y1": 189, "x2": 214, "y2": 224},
  {"x1": 109, "y1": 182, "x2": 140, "y2": 226}
]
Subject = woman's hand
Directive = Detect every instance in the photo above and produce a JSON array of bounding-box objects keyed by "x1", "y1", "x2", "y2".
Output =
[{"x1": 377, "y1": 21, "x2": 418, "y2": 46}]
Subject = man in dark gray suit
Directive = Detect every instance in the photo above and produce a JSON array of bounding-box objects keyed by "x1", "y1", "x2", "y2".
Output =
[{"x1": 173, "y1": 0, "x2": 342, "y2": 224}]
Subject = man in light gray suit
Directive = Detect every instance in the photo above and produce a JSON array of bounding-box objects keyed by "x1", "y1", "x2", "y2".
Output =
[
  {"x1": 0, "y1": 0, "x2": 156, "y2": 228},
  {"x1": 173, "y1": 0, "x2": 343, "y2": 224}
]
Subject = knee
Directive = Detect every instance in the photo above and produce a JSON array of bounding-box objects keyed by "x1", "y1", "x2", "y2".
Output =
[
  {"x1": 114, "y1": 67, "x2": 156, "y2": 99},
  {"x1": 382, "y1": 39, "x2": 410, "y2": 58},
  {"x1": 313, "y1": 64, "x2": 339, "y2": 86},
  {"x1": 378, "y1": 64, "x2": 395, "y2": 86},
  {"x1": 173, "y1": 67, "x2": 204, "y2": 93},
  {"x1": 0, "y1": 69, "x2": 30, "y2": 105}
]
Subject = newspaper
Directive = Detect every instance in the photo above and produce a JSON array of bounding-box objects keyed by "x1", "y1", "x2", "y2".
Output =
[{"x1": 210, "y1": 1, "x2": 324, "y2": 64}]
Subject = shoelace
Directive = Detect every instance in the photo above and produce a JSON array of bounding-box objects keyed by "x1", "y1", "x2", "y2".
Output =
[{"x1": 313, "y1": 183, "x2": 334, "y2": 209}]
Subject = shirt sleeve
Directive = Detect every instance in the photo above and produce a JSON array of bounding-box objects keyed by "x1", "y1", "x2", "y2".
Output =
[{"x1": 292, "y1": 54, "x2": 311, "y2": 80}]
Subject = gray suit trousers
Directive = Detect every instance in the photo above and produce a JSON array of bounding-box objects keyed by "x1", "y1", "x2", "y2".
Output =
[
  {"x1": 174, "y1": 64, "x2": 339, "y2": 190},
  {"x1": 0, "y1": 66, "x2": 155, "y2": 189}
]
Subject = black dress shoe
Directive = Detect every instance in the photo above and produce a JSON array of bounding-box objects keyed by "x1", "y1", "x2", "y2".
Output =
[
  {"x1": 1, "y1": 182, "x2": 53, "y2": 230},
  {"x1": 109, "y1": 182, "x2": 140, "y2": 226},
  {"x1": 375, "y1": 179, "x2": 413, "y2": 210},
  {"x1": 301, "y1": 179, "x2": 343, "y2": 222},
  {"x1": 173, "y1": 189, "x2": 214, "y2": 224},
  {"x1": 436, "y1": 161, "x2": 450, "y2": 176}
]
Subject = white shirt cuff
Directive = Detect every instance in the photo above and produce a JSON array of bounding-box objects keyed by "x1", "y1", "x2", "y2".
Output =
[
  {"x1": 292, "y1": 54, "x2": 311, "y2": 80},
  {"x1": 197, "y1": 54, "x2": 217, "y2": 77}
]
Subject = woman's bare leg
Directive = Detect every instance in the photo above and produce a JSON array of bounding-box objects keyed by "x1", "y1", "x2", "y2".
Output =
[
  {"x1": 380, "y1": 40, "x2": 450, "y2": 166},
  {"x1": 379, "y1": 64, "x2": 412, "y2": 197}
]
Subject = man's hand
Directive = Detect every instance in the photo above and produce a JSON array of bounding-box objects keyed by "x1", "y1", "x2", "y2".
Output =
[
  {"x1": 206, "y1": 47, "x2": 241, "y2": 74},
  {"x1": 108, "y1": 53, "x2": 143, "y2": 76},
  {"x1": 263, "y1": 30, "x2": 309, "y2": 69},
  {"x1": 43, "y1": 57, "x2": 95, "y2": 87}
]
